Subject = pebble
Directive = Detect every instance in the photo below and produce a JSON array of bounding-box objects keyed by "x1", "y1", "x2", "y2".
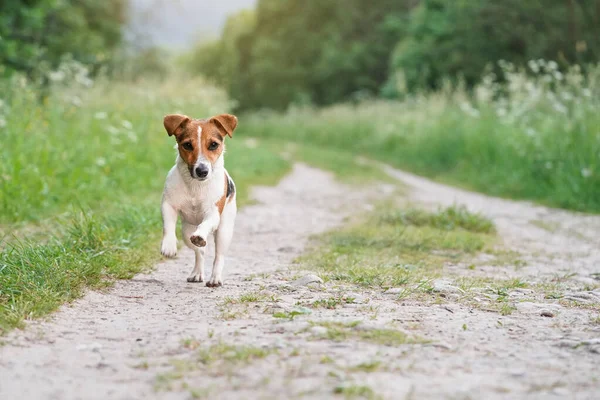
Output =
[
  {"x1": 540, "y1": 309, "x2": 555, "y2": 318},
  {"x1": 432, "y1": 279, "x2": 464, "y2": 294},
  {"x1": 292, "y1": 274, "x2": 323, "y2": 286},
  {"x1": 310, "y1": 326, "x2": 328, "y2": 336},
  {"x1": 384, "y1": 288, "x2": 403, "y2": 295}
]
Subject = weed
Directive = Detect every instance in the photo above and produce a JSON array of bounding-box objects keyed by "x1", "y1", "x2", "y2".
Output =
[
  {"x1": 182, "y1": 338, "x2": 201, "y2": 350},
  {"x1": 320, "y1": 355, "x2": 335, "y2": 364},
  {"x1": 499, "y1": 302, "x2": 517, "y2": 316},
  {"x1": 380, "y1": 205, "x2": 495, "y2": 234},
  {"x1": 311, "y1": 295, "x2": 356, "y2": 309},
  {"x1": 273, "y1": 308, "x2": 312, "y2": 320},
  {"x1": 307, "y1": 321, "x2": 424, "y2": 346},
  {"x1": 334, "y1": 384, "x2": 381, "y2": 399},
  {"x1": 133, "y1": 361, "x2": 150, "y2": 370},
  {"x1": 349, "y1": 361, "x2": 382, "y2": 373},
  {"x1": 196, "y1": 343, "x2": 274, "y2": 366}
]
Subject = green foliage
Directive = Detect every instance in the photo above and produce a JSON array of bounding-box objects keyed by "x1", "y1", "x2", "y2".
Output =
[
  {"x1": 379, "y1": 206, "x2": 495, "y2": 234},
  {"x1": 0, "y1": 204, "x2": 160, "y2": 333},
  {"x1": 188, "y1": 0, "x2": 413, "y2": 110},
  {"x1": 241, "y1": 62, "x2": 600, "y2": 213},
  {"x1": 388, "y1": 0, "x2": 600, "y2": 93},
  {"x1": 0, "y1": 0, "x2": 125, "y2": 78},
  {"x1": 297, "y1": 205, "x2": 494, "y2": 288}
]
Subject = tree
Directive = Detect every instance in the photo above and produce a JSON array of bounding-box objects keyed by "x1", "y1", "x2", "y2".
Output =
[
  {"x1": 388, "y1": 0, "x2": 600, "y2": 93},
  {"x1": 190, "y1": 0, "x2": 416, "y2": 110},
  {"x1": 0, "y1": 0, "x2": 126, "y2": 78}
]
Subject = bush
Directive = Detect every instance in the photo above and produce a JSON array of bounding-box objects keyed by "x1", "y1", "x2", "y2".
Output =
[{"x1": 388, "y1": 0, "x2": 600, "y2": 93}]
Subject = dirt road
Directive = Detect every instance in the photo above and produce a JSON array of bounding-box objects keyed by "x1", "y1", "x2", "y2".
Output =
[{"x1": 1, "y1": 163, "x2": 599, "y2": 399}]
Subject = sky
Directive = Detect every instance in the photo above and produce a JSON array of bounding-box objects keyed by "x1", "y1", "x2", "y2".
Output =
[{"x1": 127, "y1": 0, "x2": 256, "y2": 49}]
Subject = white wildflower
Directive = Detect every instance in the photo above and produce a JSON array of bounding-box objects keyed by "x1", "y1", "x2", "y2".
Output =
[
  {"x1": 528, "y1": 60, "x2": 540, "y2": 74},
  {"x1": 106, "y1": 125, "x2": 119, "y2": 135},
  {"x1": 560, "y1": 92, "x2": 573, "y2": 102},
  {"x1": 121, "y1": 120, "x2": 133, "y2": 129},
  {"x1": 96, "y1": 157, "x2": 106, "y2": 167},
  {"x1": 0, "y1": 117, "x2": 6, "y2": 128},
  {"x1": 552, "y1": 102, "x2": 567, "y2": 114},
  {"x1": 70, "y1": 96, "x2": 82, "y2": 107},
  {"x1": 126, "y1": 131, "x2": 138, "y2": 143},
  {"x1": 553, "y1": 71, "x2": 563, "y2": 81},
  {"x1": 525, "y1": 128, "x2": 536, "y2": 137},
  {"x1": 244, "y1": 138, "x2": 258, "y2": 148},
  {"x1": 48, "y1": 70, "x2": 65, "y2": 82},
  {"x1": 545, "y1": 161, "x2": 552, "y2": 170},
  {"x1": 582, "y1": 89, "x2": 591, "y2": 98},
  {"x1": 547, "y1": 60, "x2": 558, "y2": 71},
  {"x1": 581, "y1": 168, "x2": 592, "y2": 178},
  {"x1": 460, "y1": 102, "x2": 480, "y2": 118},
  {"x1": 94, "y1": 112, "x2": 107, "y2": 120}
]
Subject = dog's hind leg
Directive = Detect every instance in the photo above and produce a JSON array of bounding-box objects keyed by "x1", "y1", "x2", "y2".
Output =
[{"x1": 207, "y1": 202, "x2": 236, "y2": 287}]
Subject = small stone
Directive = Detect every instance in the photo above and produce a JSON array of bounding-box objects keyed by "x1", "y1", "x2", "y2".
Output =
[
  {"x1": 310, "y1": 326, "x2": 328, "y2": 336},
  {"x1": 540, "y1": 310, "x2": 555, "y2": 318},
  {"x1": 509, "y1": 370, "x2": 526, "y2": 378},
  {"x1": 581, "y1": 338, "x2": 600, "y2": 346},
  {"x1": 384, "y1": 288, "x2": 403, "y2": 295},
  {"x1": 588, "y1": 346, "x2": 600, "y2": 354},
  {"x1": 432, "y1": 279, "x2": 464, "y2": 294},
  {"x1": 557, "y1": 339, "x2": 579, "y2": 348},
  {"x1": 292, "y1": 274, "x2": 323, "y2": 286},
  {"x1": 278, "y1": 246, "x2": 295, "y2": 253}
]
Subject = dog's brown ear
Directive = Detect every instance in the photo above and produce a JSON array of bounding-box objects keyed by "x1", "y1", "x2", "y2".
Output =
[
  {"x1": 163, "y1": 114, "x2": 190, "y2": 137},
  {"x1": 209, "y1": 114, "x2": 237, "y2": 138}
]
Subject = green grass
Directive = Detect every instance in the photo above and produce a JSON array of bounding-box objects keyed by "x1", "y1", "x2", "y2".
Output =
[
  {"x1": 334, "y1": 384, "x2": 381, "y2": 400},
  {"x1": 298, "y1": 205, "x2": 495, "y2": 289},
  {"x1": 241, "y1": 65, "x2": 600, "y2": 213},
  {"x1": 307, "y1": 320, "x2": 424, "y2": 346},
  {"x1": 0, "y1": 77, "x2": 292, "y2": 334}
]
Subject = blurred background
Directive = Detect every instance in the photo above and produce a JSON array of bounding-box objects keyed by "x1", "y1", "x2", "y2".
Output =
[
  {"x1": 1, "y1": 0, "x2": 600, "y2": 333},
  {"x1": 1, "y1": 0, "x2": 599, "y2": 222}
]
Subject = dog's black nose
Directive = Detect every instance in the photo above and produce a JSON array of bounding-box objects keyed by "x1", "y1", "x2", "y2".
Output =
[{"x1": 195, "y1": 165, "x2": 209, "y2": 178}]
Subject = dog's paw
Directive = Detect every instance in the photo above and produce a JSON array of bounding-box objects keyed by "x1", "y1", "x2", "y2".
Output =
[
  {"x1": 160, "y1": 236, "x2": 178, "y2": 258},
  {"x1": 187, "y1": 274, "x2": 203, "y2": 283},
  {"x1": 206, "y1": 278, "x2": 223, "y2": 288},
  {"x1": 190, "y1": 235, "x2": 207, "y2": 247}
]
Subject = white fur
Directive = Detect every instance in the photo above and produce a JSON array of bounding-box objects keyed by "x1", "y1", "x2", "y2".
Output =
[
  {"x1": 190, "y1": 126, "x2": 212, "y2": 180},
  {"x1": 160, "y1": 149, "x2": 236, "y2": 287}
]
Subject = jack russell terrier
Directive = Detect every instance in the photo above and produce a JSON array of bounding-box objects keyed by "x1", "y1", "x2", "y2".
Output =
[{"x1": 160, "y1": 113, "x2": 237, "y2": 287}]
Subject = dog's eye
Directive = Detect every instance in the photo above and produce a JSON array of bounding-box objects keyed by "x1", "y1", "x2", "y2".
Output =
[
  {"x1": 182, "y1": 142, "x2": 193, "y2": 151},
  {"x1": 208, "y1": 142, "x2": 219, "y2": 151}
]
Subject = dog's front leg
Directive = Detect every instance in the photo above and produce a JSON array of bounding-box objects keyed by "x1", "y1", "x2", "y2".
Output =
[
  {"x1": 160, "y1": 200, "x2": 178, "y2": 257},
  {"x1": 190, "y1": 207, "x2": 220, "y2": 248}
]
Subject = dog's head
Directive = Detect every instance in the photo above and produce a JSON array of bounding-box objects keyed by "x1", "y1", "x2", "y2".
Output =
[{"x1": 163, "y1": 113, "x2": 237, "y2": 181}]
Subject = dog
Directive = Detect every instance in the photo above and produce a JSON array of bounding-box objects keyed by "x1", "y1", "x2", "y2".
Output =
[{"x1": 160, "y1": 113, "x2": 237, "y2": 287}]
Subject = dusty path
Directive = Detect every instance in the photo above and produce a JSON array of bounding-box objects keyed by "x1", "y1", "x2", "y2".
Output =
[{"x1": 1, "y1": 163, "x2": 599, "y2": 400}]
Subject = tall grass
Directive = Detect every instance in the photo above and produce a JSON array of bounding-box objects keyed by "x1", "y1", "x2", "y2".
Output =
[
  {"x1": 0, "y1": 66, "x2": 290, "y2": 332},
  {"x1": 241, "y1": 61, "x2": 600, "y2": 212}
]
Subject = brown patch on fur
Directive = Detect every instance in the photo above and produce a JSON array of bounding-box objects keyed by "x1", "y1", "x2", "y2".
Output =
[
  {"x1": 163, "y1": 113, "x2": 238, "y2": 170},
  {"x1": 215, "y1": 172, "x2": 228, "y2": 214},
  {"x1": 210, "y1": 114, "x2": 237, "y2": 138}
]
